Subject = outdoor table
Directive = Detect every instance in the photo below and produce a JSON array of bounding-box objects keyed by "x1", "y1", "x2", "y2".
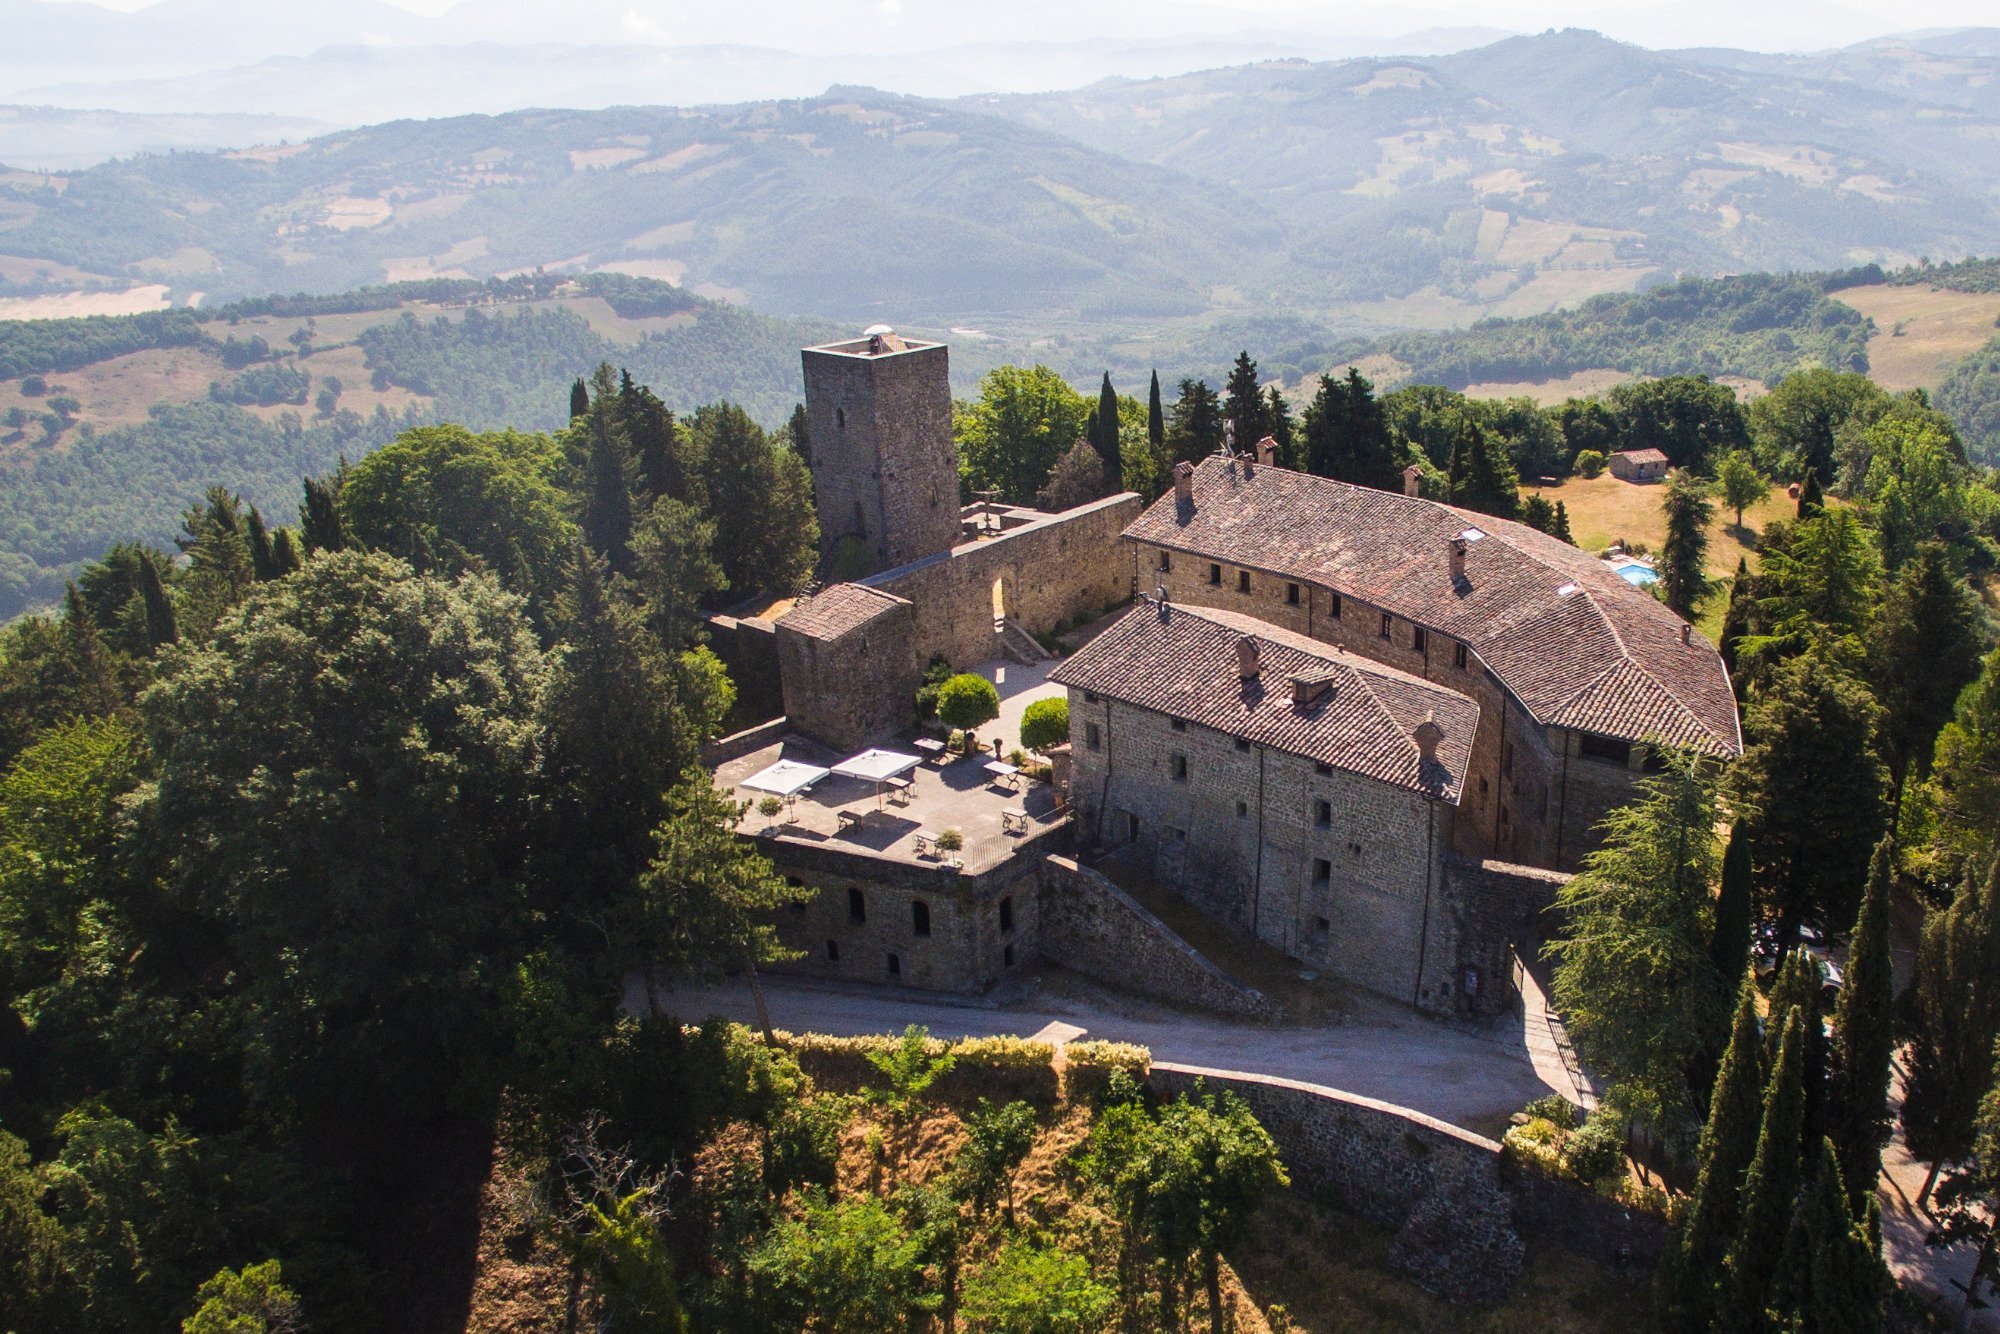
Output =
[
  {"x1": 886, "y1": 775, "x2": 913, "y2": 805},
  {"x1": 983, "y1": 760, "x2": 1021, "y2": 791},
  {"x1": 914, "y1": 737, "x2": 946, "y2": 762},
  {"x1": 1002, "y1": 809, "x2": 1029, "y2": 835},
  {"x1": 912, "y1": 830, "x2": 937, "y2": 857},
  {"x1": 837, "y1": 810, "x2": 863, "y2": 832}
]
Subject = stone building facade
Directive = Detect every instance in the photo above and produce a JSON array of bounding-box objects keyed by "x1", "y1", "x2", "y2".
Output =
[
  {"x1": 1122, "y1": 453, "x2": 1740, "y2": 872},
  {"x1": 802, "y1": 331, "x2": 962, "y2": 573}
]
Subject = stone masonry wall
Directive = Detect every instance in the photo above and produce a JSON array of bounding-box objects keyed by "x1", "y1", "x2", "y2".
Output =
[
  {"x1": 1037, "y1": 856, "x2": 1270, "y2": 1018},
  {"x1": 1433, "y1": 855, "x2": 1571, "y2": 1016},
  {"x1": 1132, "y1": 540, "x2": 1573, "y2": 872},
  {"x1": 1148, "y1": 1063, "x2": 1525, "y2": 1304},
  {"x1": 1064, "y1": 692, "x2": 1463, "y2": 1011},
  {"x1": 803, "y1": 341, "x2": 961, "y2": 571},
  {"x1": 868, "y1": 492, "x2": 1142, "y2": 677},
  {"x1": 776, "y1": 594, "x2": 919, "y2": 753}
]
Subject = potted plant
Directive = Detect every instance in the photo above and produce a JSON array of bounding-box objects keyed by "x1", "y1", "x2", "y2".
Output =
[{"x1": 756, "y1": 794, "x2": 785, "y2": 830}]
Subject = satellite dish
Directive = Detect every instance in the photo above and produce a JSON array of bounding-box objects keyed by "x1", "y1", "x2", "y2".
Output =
[{"x1": 862, "y1": 323, "x2": 895, "y2": 337}]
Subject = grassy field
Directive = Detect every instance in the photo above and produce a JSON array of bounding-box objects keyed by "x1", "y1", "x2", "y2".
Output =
[
  {"x1": 1834, "y1": 283, "x2": 2000, "y2": 391},
  {"x1": 1524, "y1": 472, "x2": 1799, "y2": 640}
]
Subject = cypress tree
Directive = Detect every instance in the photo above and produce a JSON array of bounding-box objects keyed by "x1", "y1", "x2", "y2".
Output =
[
  {"x1": 1902, "y1": 859, "x2": 2000, "y2": 1205},
  {"x1": 1868, "y1": 541, "x2": 1983, "y2": 813},
  {"x1": 1721, "y1": 1010, "x2": 1807, "y2": 1331},
  {"x1": 1094, "y1": 372, "x2": 1121, "y2": 495},
  {"x1": 269, "y1": 528, "x2": 303, "y2": 578},
  {"x1": 581, "y1": 397, "x2": 637, "y2": 576},
  {"x1": 137, "y1": 551, "x2": 178, "y2": 651},
  {"x1": 1659, "y1": 467, "x2": 1713, "y2": 619},
  {"x1": 1660, "y1": 973, "x2": 1766, "y2": 1331},
  {"x1": 1777, "y1": 1139, "x2": 1884, "y2": 1334},
  {"x1": 1796, "y1": 469, "x2": 1824, "y2": 519},
  {"x1": 1710, "y1": 825, "x2": 1754, "y2": 999},
  {"x1": 58, "y1": 583, "x2": 121, "y2": 718},
  {"x1": 570, "y1": 376, "x2": 589, "y2": 420},
  {"x1": 786, "y1": 402, "x2": 811, "y2": 471},
  {"x1": 246, "y1": 506, "x2": 277, "y2": 581},
  {"x1": 1224, "y1": 351, "x2": 1268, "y2": 455},
  {"x1": 1719, "y1": 557, "x2": 1755, "y2": 676},
  {"x1": 1550, "y1": 499, "x2": 1575, "y2": 545},
  {"x1": 1147, "y1": 370, "x2": 1165, "y2": 455},
  {"x1": 1767, "y1": 947, "x2": 1830, "y2": 1147},
  {"x1": 617, "y1": 370, "x2": 687, "y2": 510},
  {"x1": 1828, "y1": 837, "x2": 1897, "y2": 1208},
  {"x1": 1266, "y1": 383, "x2": 1294, "y2": 468},
  {"x1": 299, "y1": 473, "x2": 345, "y2": 554}
]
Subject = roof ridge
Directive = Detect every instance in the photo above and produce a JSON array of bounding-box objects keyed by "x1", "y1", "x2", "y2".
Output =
[
  {"x1": 1335, "y1": 657, "x2": 1421, "y2": 762},
  {"x1": 1611, "y1": 651, "x2": 1732, "y2": 751}
]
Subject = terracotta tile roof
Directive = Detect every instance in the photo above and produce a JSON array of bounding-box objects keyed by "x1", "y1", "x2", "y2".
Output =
[
  {"x1": 1614, "y1": 448, "x2": 1670, "y2": 465},
  {"x1": 1122, "y1": 457, "x2": 1741, "y2": 756},
  {"x1": 1050, "y1": 600, "x2": 1479, "y2": 801},
  {"x1": 775, "y1": 583, "x2": 909, "y2": 641}
]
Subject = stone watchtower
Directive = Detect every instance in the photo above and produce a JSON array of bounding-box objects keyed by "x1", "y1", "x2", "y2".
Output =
[{"x1": 801, "y1": 328, "x2": 960, "y2": 575}]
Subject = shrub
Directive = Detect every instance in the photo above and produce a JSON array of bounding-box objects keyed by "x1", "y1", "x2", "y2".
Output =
[
  {"x1": 757, "y1": 794, "x2": 784, "y2": 820},
  {"x1": 935, "y1": 828, "x2": 964, "y2": 853},
  {"x1": 1575, "y1": 449, "x2": 1606, "y2": 478},
  {"x1": 1523, "y1": 1093, "x2": 1580, "y2": 1128},
  {"x1": 770, "y1": 1030, "x2": 1057, "y2": 1105},
  {"x1": 1064, "y1": 1040, "x2": 1151, "y2": 1103},
  {"x1": 1020, "y1": 696, "x2": 1069, "y2": 753},
  {"x1": 937, "y1": 673, "x2": 1000, "y2": 740},
  {"x1": 913, "y1": 655, "x2": 954, "y2": 721},
  {"x1": 1501, "y1": 1117, "x2": 1568, "y2": 1179},
  {"x1": 1562, "y1": 1110, "x2": 1625, "y2": 1183}
]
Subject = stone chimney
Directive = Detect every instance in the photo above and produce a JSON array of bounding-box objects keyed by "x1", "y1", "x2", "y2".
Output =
[
  {"x1": 1173, "y1": 460, "x2": 1196, "y2": 506},
  {"x1": 1449, "y1": 536, "x2": 1468, "y2": 581},
  {"x1": 1236, "y1": 635, "x2": 1261, "y2": 680},
  {"x1": 1255, "y1": 435, "x2": 1278, "y2": 467},
  {"x1": 1289, "y1": 669, "x2": 1337, "y2": 709},
  {"x1": 1403, "y1": 463, "x2": 1423, "y2": 498},
  {"x1": 1681, "y1": 622, "x2": 1693, "y2": 646},
  {"x1": 1414, "y1": 712, "x2": 1444, "y2": 763},
  {"x1": 1156, "y1": 586, "x2": 1172, "y2": 619}
]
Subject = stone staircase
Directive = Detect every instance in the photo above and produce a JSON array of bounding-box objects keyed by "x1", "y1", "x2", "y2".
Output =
[{"x1": 1000, "y1": 618, "x2": 1052, "y2": 665}]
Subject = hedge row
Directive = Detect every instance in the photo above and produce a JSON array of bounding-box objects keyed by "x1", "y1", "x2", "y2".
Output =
[
  {"x1": 772, "y1": 1031, "x2": 1060, "y2": 1107},
  {"x1": 1062, "y1": 1040, "x2": 1152, "y2": 1104}
]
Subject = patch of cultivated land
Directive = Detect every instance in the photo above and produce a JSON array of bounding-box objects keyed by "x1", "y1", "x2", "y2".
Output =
[
  {"x1": 0, "y1": 283, "x2": 177, "y2": 319},
  {"x1": 1835, "y1": 282, "x2": 2000, "y2": 391},
  {"x1": 1463, "y1": 367, "x2": 1634, "y2": 405}
]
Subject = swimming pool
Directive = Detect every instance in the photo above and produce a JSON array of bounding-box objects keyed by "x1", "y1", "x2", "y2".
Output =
[{"x1": 1613, "y1": 561, "x2": 1659, "y2": 586}]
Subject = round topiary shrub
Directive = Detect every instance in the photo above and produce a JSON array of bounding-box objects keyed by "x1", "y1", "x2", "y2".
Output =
[
  {"x1": 937, "y1": 673, "x2": 1000, "y2": 748},
  {"x1": 1574, "y1": 449, "x2": 1607, "y2": 479},
  {"x1": 1020, "y1": 696, "x2": 1069, "y2": 753}
]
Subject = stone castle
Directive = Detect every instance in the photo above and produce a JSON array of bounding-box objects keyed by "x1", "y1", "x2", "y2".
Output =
[{"x1": 712, "y1": 333, "x2": 1740, "y2": 1018}]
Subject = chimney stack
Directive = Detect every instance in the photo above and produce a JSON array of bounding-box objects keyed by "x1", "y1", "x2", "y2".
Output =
[
  {"x1": 1414, "y1": 712, "x2": 1444, "y2": 763},
  {"x1": 1173, "y1": 460, "x2": 1195, "y2": 506},
  {"x1": 1681, "y1": 622, "x2": 1692, "y2": 646},
  {"x1": 1289, "y1": 670, "x2": 1337, "y2": 709},
  {"x1": 1449, "y1": 536, "x2": 1468, "y2": 581},
  {"x1": 1157, "y1": 586, "x2": 1172, "y2": 619},
  {"x1": 1255, "y1": 436, "x2": 1278, "y2": 468},
  {"x1": 1236, "y1": 635, "x2": 1261, "y2": 680},
  {"x1": 1403, "y1": 463, "x2": 1423, "y2": 498}
]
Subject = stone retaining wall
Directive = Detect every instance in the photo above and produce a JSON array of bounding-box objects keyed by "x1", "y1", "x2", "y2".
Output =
[
  {"x1": 702, "y1": 716, "x2": 790, "y2": 768},
  {"x1": 1037, "y1": 856, "x2": 1271, "y2": 1018},
  {"x1": 1149, "y1": 1062, "x2": 1525, "y2": 1305}
]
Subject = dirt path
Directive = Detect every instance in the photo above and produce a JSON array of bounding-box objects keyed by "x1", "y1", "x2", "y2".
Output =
[{"x1": 658, "y1": 968, "x2": 1568, "y2": 1136}]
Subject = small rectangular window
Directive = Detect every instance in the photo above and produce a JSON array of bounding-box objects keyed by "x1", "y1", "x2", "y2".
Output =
[
  {"x1": 1171, "y1": 753, "x2": 1188, "y2": 781},
  {"x1": 1503, "y1": 743, "x2": 1514, "y2": 777},
  {"x1": 1237, "y1": 569, "x2": 1251, "y2": 594},
  {"x1": 1315, "y1": 762, "x2": 1333, "y2": 776},
  {"x1": 1413, "y1": 626, "x2": 1427, "y2": 653},
  {"x1": 1003, "y1": 943, "x2": 1015, "y2": 968},
  {"x1": 999, "y1": 896, "x2": 1015, "y2": 932},
  {"x1": 826, "y1": 939, "x2": 840, "y2": 962},
  {"x1": 1085, "y1": 722, "x2": 1102, "y2": 751},
  {"x1": 1158, "y1": 549, "x2": 1171, "y2": 572},
  {"x1": 1330, "y1": 592, "x2": 1343, "y2": 619},
  {"x1": 1234, "y1": 737, "x2": 1251, "y2": 753},
  {"x1": 1209, "y1": 563, "x2": 1222, "y2": 586},
  {"x1": 1579, "y1": 734, "x2": 1632, "y2": 765},
  {"x1": 1454, "y1": 643, "x2": 1468, "y2": 670},
  {"x1": 1315, "y1": 799, "x2": 1332, "y2": 827},
  {"x1": 1235, "y1": 800, "x2": 1248, "y2": 818},
  {"x1": 1084, "y1": 691, "x2": 1100, "y2": 703},
  {"x1": 1287, "y1": 582, "x2": 1301, "y2": 606},
  {"x1": 848, "y1": 887, "x2": 866, "y2": 923},
  {"x1": 1315, "y1": 916, "x2": 1331, "y2": 933},
  {"x1": 1173, "y1": 827, "x2": 1188, "y2": 842},
  {"x1": 1379, "y1": 612, "x2": 1392, "y2": 640},
  {"x1": 1171, "y1": 718, "x2": 1187, "y2": 732},
  {"x1": 1313, "y1": 858, "x2": 1332, "y2": 884}
]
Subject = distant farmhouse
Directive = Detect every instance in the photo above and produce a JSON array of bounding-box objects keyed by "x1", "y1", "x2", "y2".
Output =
[
  {"x1": 1608, "y1": 447, "x2": 1671, "y2": 482},
  {"x1": 711, "y1": 334, "x2": 1740, "y2": 1018}
]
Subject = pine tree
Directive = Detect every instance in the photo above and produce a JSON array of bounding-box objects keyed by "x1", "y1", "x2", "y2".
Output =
[
  {"x1": 299, "y1": 472, "x2": 345, "y2": 554},
  {"x1": 617, "y1": 369, "x2": 690, "y2": 510},
  {"x1": 1721, "y1": 1010, "x2": 1807, "y2": 1331},
  {"x1": 58, "y1": 583, "x2": 121, "y2": 719},
  {"x1": 1903, "y1": 860, "x2": 2000, "y2": 1205},
  {"x1": 1868, "y1": 541, "x2": 1983, "y2": 812},
  {"x1": 1660, "y1": 973, "x2": 1766, "y2": 1331},
  {"x1": 1659, "y1": 468, "x2": 1714, "y2": 619},
  {"x1": 1828, "y1": 837, "x2": 1896, "y2": 1208},
  {"x1": 1521, "y1": 493, "x2": 1556, "y2": 534},
  {"x1": 1710, "y1": 825, "x2": 1754, "y2": 999},
  {"x1": 1445, "y1": 422, "x2": 1521, "y2": 518},
  {"x1": 1796, "y1": 469, "x2": 1824, "y2": 518},
  {"x1": 1094, "y1": 372, "x2": 1121, "y2": 496},
  {"x1": 1302, "y1": 367, "x2": 1398, "y2": 490},
  {"x1": 245, "y1": 507, "x2": 277, "y2": 582},
  {"x1": 570, "y1": 376, "x2": 589, "y2": 420},
  {"x1": 1165, "y1": 379, "x2": 1225, "y2": 466},
  {"x1": 1147, "y1": 370, "x2": 1165, "y2": 456},
  {"x1": 137, "y1": 550, "x2": 178, "y2": 651},
  {"x1": 786, "y1": 402, "x2": 811, "y2": 472},
  {"x1": 1223, "y1": 352, "x2": 1268, "y2": 456}
]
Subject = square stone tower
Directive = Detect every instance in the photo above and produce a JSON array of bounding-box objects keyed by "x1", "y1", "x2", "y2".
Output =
[{"x1": 802, "y1": 329, "x2": 960, "y2": 574}]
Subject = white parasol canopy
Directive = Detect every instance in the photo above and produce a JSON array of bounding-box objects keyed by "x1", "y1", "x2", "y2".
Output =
[
  {"x1": 832, "y1": 749, "x2": 923, "y2": 782},
  {"x1": 737, "y1": 759, "x2": 831, "y2": 798}
]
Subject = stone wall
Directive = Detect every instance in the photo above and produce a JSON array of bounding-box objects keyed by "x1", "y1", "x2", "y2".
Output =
[
  {"x1": 1037, "y1": 856, "x2": 1270, "y2": 1018},
  {"x1": 803, "y1": 339, "x2": 961, "y2": 571},
  {"x1": 757, "y1": 824, "x2": 1063, "y2": 995},
  {"x1": 705, "y1": 611, "x2": 783, "y2": 721},
  {"x1": 1132, "y1": 539, "x2": 1582, "y2": 873},
  {"x1": 775, "y1": 592, "x2": 919, "y2": 753},
  {"x1": 868, "y1": 492, "x2": 1143, "y2": 677},
  {"x1": 1148, "y1": 1063, "x2": 1525, "y2": 1304},
  {"x1": 1433, "y1": 855, "x2": 1571, "y2": 1015},
  {"x1": 702, "y1": 716, "x2": 790, "y2": 768}
]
